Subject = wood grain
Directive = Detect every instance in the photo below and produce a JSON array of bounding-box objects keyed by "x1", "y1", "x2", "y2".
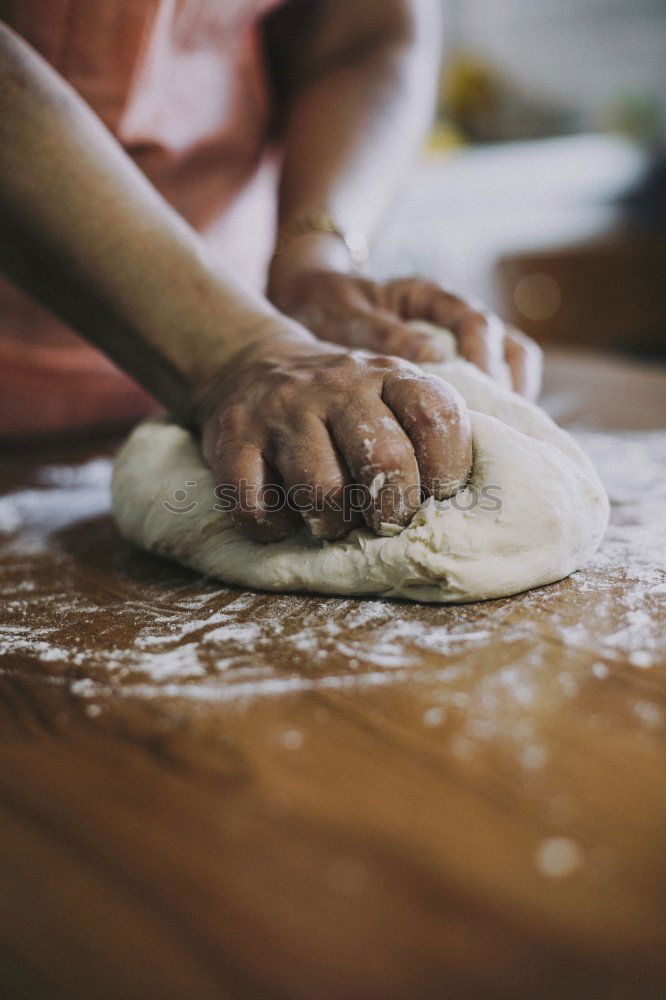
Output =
[{"x1": 0, "y1": 351, "x2": 664, "y2": 999}]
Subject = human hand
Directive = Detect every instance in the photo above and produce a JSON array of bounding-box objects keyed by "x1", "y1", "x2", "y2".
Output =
[
  {"x1": 195, "y1": 329, "x2": 472, "y2": 542},
  {"x1": 268, "y1": 246, "x2": 542, "y2": 400}
]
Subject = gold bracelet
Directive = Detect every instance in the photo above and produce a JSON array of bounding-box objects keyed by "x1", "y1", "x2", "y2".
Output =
[{"x1": 277, "y1": 212, "x2": 370, "y2": 269}]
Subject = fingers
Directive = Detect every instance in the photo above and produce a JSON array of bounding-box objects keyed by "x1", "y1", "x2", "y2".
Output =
[
  {"x1": 454, "y1": 308, "x2": 507, "y2": 383},
  {"x1": 349, "y1": 309, "x2": 452, "y2": 363},
  {"x1": 273, "y1": 269, "x2": 542, "y2": 402},
  {"x1": 505, "y1": 326, "x2": 543, "y2": 401},
  {"x1": 211, "y1": 442, "x2": 301, "y2": 543},
  {"x1": 382, "y1": 370, "x2": 473, "y2": 499},
  {"x1": 271, "y1": 415, "x2": 361, "y2": 541},
  {"x1": 385, "y1": 279, "x2": 508, "y2": 381},
  {"x1": 310, "y1": 304, "x2": 450, "y2": 364},
  {"x1": 207, "y1": 359, "x2": 475, "y2": 543},
  {"x1": 329, "y1": 393, "x2": 422, "y2": 535},
  {"x1": 200, "y1": 325, "x2": 491, "y2": 546}
]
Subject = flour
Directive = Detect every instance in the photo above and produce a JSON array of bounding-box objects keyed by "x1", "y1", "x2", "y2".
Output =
[{"x1": 1, "y1": 377, "x2": 662, "y2": 776}]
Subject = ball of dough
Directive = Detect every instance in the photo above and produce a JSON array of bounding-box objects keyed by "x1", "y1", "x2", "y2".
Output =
[{"x1": 112, "y1": 332, "x2": 608, "y2": 603}]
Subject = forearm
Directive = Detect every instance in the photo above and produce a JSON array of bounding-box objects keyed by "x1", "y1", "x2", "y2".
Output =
[
  {"x1": 0, "y1": 23, "x2": 299, "y2": 419},
  {"x1": 273, "y1": 0, "x2": 441, "y2": 261}
]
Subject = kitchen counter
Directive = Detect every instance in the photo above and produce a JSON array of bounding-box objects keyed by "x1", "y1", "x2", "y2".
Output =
[{"x1": 1, "y1": 349, "x2": 664, "y2": 999}]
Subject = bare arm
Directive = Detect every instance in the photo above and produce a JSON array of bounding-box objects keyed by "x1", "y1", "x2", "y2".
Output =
[
  {"x1": 0, "y1": 21, "x2": 301, "y2": 417},
  {"x1": 267, "y1": 0, "x2": 440, "y2": 243},
  {"x1": 266, "y1": 0, "x2": 542, "y2": 398},
  {"x1": 0, "y1": 21, "x2": 473, "y2": 540}
]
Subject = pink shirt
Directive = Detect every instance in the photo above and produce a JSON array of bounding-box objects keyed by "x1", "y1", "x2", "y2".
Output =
[{"x1": 0, "y1": 0, "x2": 284, "y2": 435}]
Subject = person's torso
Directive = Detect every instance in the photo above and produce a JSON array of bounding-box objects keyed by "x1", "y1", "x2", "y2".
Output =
[{"x1": 0, "y1": 0, "x2": 284, "y2": 436}]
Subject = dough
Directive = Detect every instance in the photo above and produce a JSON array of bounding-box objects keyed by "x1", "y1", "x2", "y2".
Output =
[{"x1": 112, "y1": 324, "x2": 609, "y2": 603}]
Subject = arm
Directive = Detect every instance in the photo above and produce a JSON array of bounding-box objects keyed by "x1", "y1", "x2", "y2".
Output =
[
  {"x1": 0, "y1": 21, "x2": 473, "y2": 540},
  {"x1": 267, "y1": 0, "x2": 440, "y2": 246},
  {"x1": 265, "y1": 0, "x2": 542, "y2": 398},
  {"x1": 0, "y1": 21, "x2": 294, "y2": 415}
]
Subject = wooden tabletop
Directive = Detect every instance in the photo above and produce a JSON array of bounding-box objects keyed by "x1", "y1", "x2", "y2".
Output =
[{"x1": 1, "y1": 350, "x2": 665, "y2": 1000}]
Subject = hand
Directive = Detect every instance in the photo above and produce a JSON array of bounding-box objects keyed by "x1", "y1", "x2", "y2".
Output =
[
  {"x1": 268, "y1": 242, "x2": 543, "y2": 400},
  {"x1": 195, "y1": 329, "x2": 473, "y2": 543}
]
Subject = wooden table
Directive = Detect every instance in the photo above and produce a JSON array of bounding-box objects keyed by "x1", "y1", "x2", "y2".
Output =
[{"x1": 1, "y1": 350, "x2": 665, "y2": 1000}]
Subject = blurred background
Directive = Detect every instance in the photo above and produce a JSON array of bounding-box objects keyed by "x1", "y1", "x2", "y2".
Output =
[{"x1": 374, "y1": 0, "x2": 666, "y2": 359}]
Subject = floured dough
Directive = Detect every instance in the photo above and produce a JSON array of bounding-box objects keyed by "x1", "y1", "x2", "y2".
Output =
[{"x1": 112, "y1": 324, "x2": 609, "y2": 602}]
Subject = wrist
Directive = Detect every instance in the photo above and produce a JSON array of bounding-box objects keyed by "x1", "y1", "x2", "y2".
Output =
[
  {"x1": 276, "y1": 213, "x2": 369, "y2": 266},
  {"x1": 268, "y1": 231, "x2": 352, "y2": 310},
  {"x1": 188, "y1": 315, "x2": 319, "y2": 428}
]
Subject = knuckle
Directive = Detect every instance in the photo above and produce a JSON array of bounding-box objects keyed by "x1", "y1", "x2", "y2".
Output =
[
  {"x1": 361, "y1": 278, "x2": 383, "y2": 302},
  {"x1": 382, "y1": 330, "x2": 413, "y2": 358},
  {"x1": 392, "y1": 327, "x2": 431, "y2": 358},
  {"x1": 379, "y1": 357, "x2": 421, "y2": 383},
  {"x1": 466, "y1": 309, "x2": 491, "y2": 334},
  {"x1": 434, "y1": 288, "x2": 466, "y2": 315},
  {"x1": 212, "y1": 404, "x2": 247, "y2": 444},
  {"x1": 203, "y1": 436, "x2": 236, "y2": 476},
  {"x1": 423, "y1": 394, "x2": 465, "y2": 432},
  {"x1": 401, "y1": 373, "x2": 465, "y2": 418},
  {"x1": 291, "y1": 476, "x2": 344, "y2": 510},
  {"x1": 366, "y1": 324, "x2": 395, "y2": 350},
  {"x1": 430, "y1": 379, "x2": 467, "y2": 417},
  {"x1": 384, "y1": 277, "x2": 409, "y2": 297},
  {"x1": 417, "y1": 279, "x2": 442, "y2": 301},
  {"x1": 460, "y1": 307, "x2": 502, "y2": 339},
  {"x1": 366, "y1": 352, "x2": 401, "y2": 369},
  {"x1": 318, "y1": 475, "x2": 346, "y2": 497},
  {"x1": 457, "y1": 316, "x2": 487, "y2": 345}
]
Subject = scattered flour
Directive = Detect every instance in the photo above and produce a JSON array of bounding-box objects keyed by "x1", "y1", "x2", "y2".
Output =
[
  {"x1": 0, "y1": 421, "x2": 662, "y2": 787},
  {"x1": 536, "y1": 837, "x2": 583, "y2": 878}
]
